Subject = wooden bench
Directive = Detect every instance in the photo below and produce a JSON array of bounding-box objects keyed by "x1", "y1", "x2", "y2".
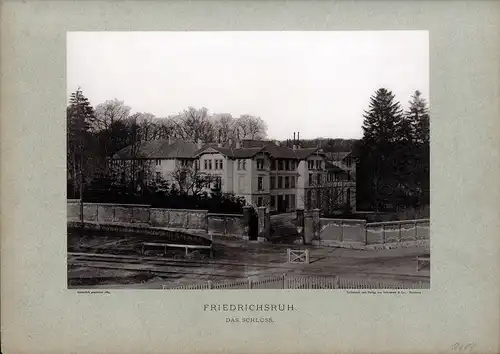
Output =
[
  {"x1": 416, "y1": 254, "x2": 430, "y2": 271},
  {"x1": 142, "y1": 242, "x2": 213, "y2": 257}
]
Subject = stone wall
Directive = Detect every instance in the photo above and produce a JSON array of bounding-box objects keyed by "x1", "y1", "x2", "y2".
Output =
[
  {"x1": 365, "y1": 219, "x2": 430, "y2": 245},
  {"x1": 66, "y1": 201, "x2": 260, "y2": 238},
  {"x1": 67, "y1": 201, "x2": 208, "y2": 230},
  {"x1": 317, "y1": 218, "x2": 367, "y2": 245},
  {"x1": 301, "y1": 208, "x2": 430, "y2": 248},
  {"x1": 150, "y1": 208, "x2": 208, "y2": 230},
  {"x1": 207, "y1": 213, "x2": 245, "y2": 237}
]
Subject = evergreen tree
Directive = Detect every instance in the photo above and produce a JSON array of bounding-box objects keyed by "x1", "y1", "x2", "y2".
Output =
[
  {"x1": 405, "y1": 90, "x2": 430, "y2": 207},
  {"x1": 67, "y1": 88, "x2": 95, "y2": 198},
  {"x1": 406, "y1": 90, "x2": 430, "y2": 145},
  {"x1": 357, "y1": 88, "x2": 404, "y2": 212}
]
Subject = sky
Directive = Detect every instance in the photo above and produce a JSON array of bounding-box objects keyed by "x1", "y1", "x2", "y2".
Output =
[{"x1": 67, "y1": 31, "x2": 429, "y2": 140}]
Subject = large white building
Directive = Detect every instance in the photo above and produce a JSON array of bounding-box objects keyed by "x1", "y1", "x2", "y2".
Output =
[{"x1": 111, "y1": 139, "x2": 356, "y2": 213}]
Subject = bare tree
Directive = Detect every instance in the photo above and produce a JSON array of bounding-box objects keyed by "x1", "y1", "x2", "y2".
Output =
[
  {"x1": 134, "y1": 112, "x2": 157, "y2": 141},
  {"x1": 212, "y1": 113, "x2": 236, "y2": 144},
  {"x1": 169, "y1": 164, "x2": 217, "y2": 197},
  {"x1": 93, "y1": 99, "x2": 131, "y2": 132},
  {"x1": 170, "y1": 107, "x2": 216, "y2": 143},
  {"x1": 234, "y1": 115, "x2": 268, "y2": 140}
]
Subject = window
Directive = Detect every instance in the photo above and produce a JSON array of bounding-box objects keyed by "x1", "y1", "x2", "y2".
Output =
[
  {"x1": 208, "y1": 159, "x2": 212, "y2": 170},
  {"x1": 316, "y1": 173, "x2": 321, "y2": 185},
  {"x1": 258, "y1": 176, "x2": 263, "y2": 191},
  {"x1": 195, "y1": 160, "x2": 200, "y2": 170},
  {"x1": 278, "y1": 160, "x2": 283, "y2": 170},
  {"x1": 290, "y1": 176, "x2": 296, "y2": 188},
  {"x1": 237, "y1": 160, "x2": 241, "y2": 170},
  {"x1": 270, "y1": 195, "x2": 275, "y2": 208},
  {"x1": 213, "y1": 176, "x2": 222, "y2": 190},
  {"x1": 316, "y1": 160, "x2": 322, "y2": 170},
  {"x1": 316, "y1": 190, "x2": 321, "y2": 208},
  {"x1": 290, "y1": 160, "x2": 295, "y2": 170},
  {"x1": 271, "y1": 160, "x2": 276, "y2": 170},
  {"x1": 181, "y1": 159, "x2": 189, "y2": 167},
  {"x1": 242, "y1": 160, "x2": 246, "y2": 170},
  {"x1": 347, "y1": 188, "x2": 351, "y2": 207},
  {"x1": 290, "y1": 194, "x2": 296, "y2": 209},
  {"x1": 285, "y1": 160, "x2": 290, "y2": 170},
  {"x1": 347, "y1": 171, "x2": 351, "y2": 181},
  {"x1": 345, "y1": 157, "x2": 352, "y2": 168},
  {"x1": 220, "y1": 160, "x2": 223, "y2": 170},
  {"x1": 309, "y1": 173, "x2": 313, "y2": 185},
  {"x1": 285, "y1": 176, "x2": 290, "y2": 188},
  {"x1": 155, "y1": 159, "x2": 162, "y2": 166},
  {"x1": 270, "y1": 176, "x2": 276, "y2": 189},
  {"x1": 204, "y1": 160, "x2": 208, "y2": 170},
  {"x1": 156, "y1": 172, "x2": 161, "y2": 182},
  {"x1": 308, "y1": 160, "x2": 314, "y2": 169},
  {"x1": 278, "y1": 176, "x2": 283, "y2": 188},
  {"x1": 307, "y1": 190, "x2": 312, "y2": 209},
  {"x1": 214, "y1": 159, "x2": 223, "y2": 170},
  {"x1": 257, "y1": 197, "x2": 263, "y2": 207},
  {"x1": 257, "y1": 159, "x2": 264, "y2": 170}
]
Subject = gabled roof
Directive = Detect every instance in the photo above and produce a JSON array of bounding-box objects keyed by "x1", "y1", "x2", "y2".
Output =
[
  {"x1": 327, "y1": 151, "x2": 352, "y2": 161},
  {"x1": 194, "y1": 145, "x2": 265, "y2": 159},
  {"x1": 112, "y1": 139, "x2": 198, "y2": 159},
  {"x1": 325, "y1": 161, "x2": 348, "y2": 173},
  {"x1": 112, "y1": 138, "x2": 328, "y2": 161}
]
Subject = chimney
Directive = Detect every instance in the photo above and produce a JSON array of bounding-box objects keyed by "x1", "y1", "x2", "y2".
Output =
[
  {"x1": 236, "y1": 140, "x2": 241, "y2": 149},
  {"x1": 293, "y1": 132, "x2": 296, "y2": 144},
  {"x1": 197, "y1": 139, "x2": 203, "y2": 149}
]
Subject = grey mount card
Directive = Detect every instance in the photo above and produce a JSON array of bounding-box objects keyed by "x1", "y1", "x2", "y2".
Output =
[{"x1": 1, "y1": 1, "x2": 499, "y2": 354}]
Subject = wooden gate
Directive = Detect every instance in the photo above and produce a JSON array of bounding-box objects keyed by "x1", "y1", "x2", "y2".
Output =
[{"x1": 287, "y1": 249, "x2": 310, "y2": 264}]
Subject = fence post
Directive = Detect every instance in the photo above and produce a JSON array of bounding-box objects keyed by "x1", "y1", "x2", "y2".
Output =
[
  {"x1": 208, "y1": 280, "x2": 213, "y2": 289},
  {"x1": 341, "y1": 222, "x2": 344, "y2": 242},
  {"x1": 382, "y1": 225, "x2": 386, "y2": 244},
  {"x1": 248, "y1": 278, "x2": 253, "y2": 289},
  {"x1": 283, "y1": 274, "x2": 287, "y2": 289},
  {"x1": 414, "y1": 221, "x2": 417, "y2": 240},
  {"x1": 334, "y1": 276, "x2": 340, "y2": 289},
  {"x1": 399, "y1": 222, "x2": 402, "y2": 242}
]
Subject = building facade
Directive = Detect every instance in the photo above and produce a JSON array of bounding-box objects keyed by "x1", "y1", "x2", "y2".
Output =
[{"x1": 111, "y1": 139, "x2": 357, "y2": 213}]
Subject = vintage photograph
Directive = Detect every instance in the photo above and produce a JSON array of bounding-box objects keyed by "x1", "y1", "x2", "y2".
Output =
[{"x1": 67, "y1": 31, "x2": 430, "y2": 290}]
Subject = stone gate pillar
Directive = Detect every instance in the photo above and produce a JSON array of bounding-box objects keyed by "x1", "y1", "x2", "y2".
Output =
[
  {"x1": 312, "y1": 208, "x2": 321, "y2": 241},
  {"x1": 242, "y1": 206, "x2": 252, "y2": 240},
  {"x1": 296, "y1": 208, "x2": 305, "y2": 239},
  {"x1": 304, "y1": 210, "x2": 313, "y2": 245},
  {"x1": 303, "y1": 208, "x2": 320, "y2": 245},
  {"x1": 257, "y1": 206, "x2": 268, "y2": 241}
]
